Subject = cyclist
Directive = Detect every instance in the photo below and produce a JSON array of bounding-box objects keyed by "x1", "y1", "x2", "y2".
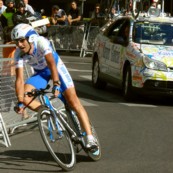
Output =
[{"x1": 11, "y1": 23, "x2": 98, "y2": 150}]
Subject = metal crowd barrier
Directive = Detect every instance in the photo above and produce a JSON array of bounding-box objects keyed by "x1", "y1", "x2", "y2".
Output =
[
  {"x1": 0, "y1": 44, "x2": 37, "y2": 147},
  {"x1": 0, "y1": 58, "x2": 37, "y2": 128},
  {"x1": 47, "y1": 23, "x2": 99, "y2": 57},
  {"x1": 47, "y1": 24, "x2": 85, "y2": 51}
]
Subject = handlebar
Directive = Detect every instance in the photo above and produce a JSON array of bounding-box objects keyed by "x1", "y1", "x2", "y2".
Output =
[
  {"x1": 14, "y1": 84, "x2": 65, "y2": 113},
  {"x1": 25, "y1": 84, "x2": 51, "y2": 97},
  {"x1": 25, "y1": 84, "x2": 65, "y2": 103}
]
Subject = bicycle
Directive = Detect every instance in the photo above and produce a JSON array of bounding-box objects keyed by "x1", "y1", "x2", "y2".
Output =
[
  {"x1": 125, "y1": 0, "x2": 151, "y2": 19},
  {"x1": 24, "y1": 84, "x2": 101, "y2": 171}
]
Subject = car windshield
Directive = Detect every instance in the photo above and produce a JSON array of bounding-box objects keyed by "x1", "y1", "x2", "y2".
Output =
[{"x1": 133, "y1": 21, "x2": 173, "y2": 45}]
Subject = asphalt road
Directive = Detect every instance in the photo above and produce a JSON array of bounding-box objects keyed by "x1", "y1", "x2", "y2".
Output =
[{"x1": 1, "y1": 53, "x2": 173, "y2": 173}]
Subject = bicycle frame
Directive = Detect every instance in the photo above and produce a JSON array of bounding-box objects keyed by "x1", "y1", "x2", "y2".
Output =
[
  {"x1": 39, "y1": 93, "x2": 86, "y2": 146},
  {"x1": 25, "y1": 86, "x2": 101, "y2": 165}
]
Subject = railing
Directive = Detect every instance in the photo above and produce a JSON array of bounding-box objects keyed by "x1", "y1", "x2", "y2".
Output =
[
  {"x1": 0, "y1": 58, "x2": 37, "y2": 128},
  {"x1": 47, "y1": 23, "x2": 100, "y2": 57},
  {"x1": 0, "y1": 44, "x2": 37, "y2": 147}
]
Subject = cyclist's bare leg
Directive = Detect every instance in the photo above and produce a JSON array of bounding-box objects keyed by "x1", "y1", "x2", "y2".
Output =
[
  {"x1": 23, "y1": 84, "x2": 92, "y2": 136},
  {"x1": 22, "y1": 84, "x2": 41, "y2": 111},
  {"x1": 63, "y1": 87, "x2": 92, "y2": 136}
]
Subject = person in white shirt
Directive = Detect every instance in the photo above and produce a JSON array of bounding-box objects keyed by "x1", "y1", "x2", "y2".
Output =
[
  {"x1": 0, "y1": 0, "x2": 7, "y2": 16},
  {"x1": 23, "y1": 0, "x2": 35, "y2": 14}
]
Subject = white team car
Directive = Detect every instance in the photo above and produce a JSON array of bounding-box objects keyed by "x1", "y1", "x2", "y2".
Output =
[{"x1": 92, "y1": 15, "x2": 173, "y2": 100}]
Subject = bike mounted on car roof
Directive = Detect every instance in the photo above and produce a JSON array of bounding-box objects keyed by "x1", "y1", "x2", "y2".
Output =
[{"x1": 129, "y1": 0, "x2": 167, "y2": 19}]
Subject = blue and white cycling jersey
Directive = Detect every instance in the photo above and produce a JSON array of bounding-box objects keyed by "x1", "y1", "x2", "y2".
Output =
[
  {"x1": 14, "y1": 36, "x2": 74, "y2": 91},
  {"x1": 15, "y1": 36, "x2": 54, "y2": 70}
]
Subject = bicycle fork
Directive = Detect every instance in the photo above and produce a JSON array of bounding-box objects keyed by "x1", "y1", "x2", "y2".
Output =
[
  {"x1": 47, "y1": 110, "x2": 63, "y2": 142},
  {"x1": 42, "y1": 95, "x2": 64, "y2": 142}
]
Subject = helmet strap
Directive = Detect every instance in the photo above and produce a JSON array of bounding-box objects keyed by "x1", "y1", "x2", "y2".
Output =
[{"x1": 26, "y1": 39, "x2": 32, "y2": 54}]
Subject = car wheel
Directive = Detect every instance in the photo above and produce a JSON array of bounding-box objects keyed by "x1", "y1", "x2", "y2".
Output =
[
  {"x1": 92, "y1": 58, "x2": 107, "y2": 89},
  {"x1": 123, "y1": 65, "x2": 134, "y2": 101}
]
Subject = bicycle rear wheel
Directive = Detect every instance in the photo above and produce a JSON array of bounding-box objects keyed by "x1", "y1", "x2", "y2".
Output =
[
  {"x1": 37, "y1": 107, "x2": 76, "y2": 171},
  {"x1": 132, "y1": 0, "x2": 142, "y2": 19}
]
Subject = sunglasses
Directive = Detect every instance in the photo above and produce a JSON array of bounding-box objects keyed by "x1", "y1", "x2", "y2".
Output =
[{"x1": 14, "y1": 38, "x2": 26, "y2": 45}]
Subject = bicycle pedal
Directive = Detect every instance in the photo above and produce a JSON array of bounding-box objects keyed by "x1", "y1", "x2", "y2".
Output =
[
  {"x1": 50, "y1": 139, "x2": 55, "y2": 143},
  {"x1": 87, "y1": 146, "x2": 99, "y2": 154},
  {"x1": 57, "y1": 134, "x2": 64, "y2": 139}
]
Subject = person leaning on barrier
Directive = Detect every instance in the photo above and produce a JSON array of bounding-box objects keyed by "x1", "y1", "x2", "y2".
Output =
[
  {"x1": 67, "y1": 0, "x2": 82, "y2": 26},
  {"x1": 0, "y1": 0, "x2": 7, "y2": 16},
  {"x1": 50, "y1": 5, "x2": 68, "y2": 26},
  {"x1": 11, "y1": 23, "x2": 99, "y2": 150},
  {"x1": 90, "y1": 3, "x2": 103, "y2": 19},
  {"x1": 90, "y1": 3, "x2": 105, "y2": 27},
  {"x1": 0, "y1": 0, "x2": 16, "y2": 43},
  {"x1": 12, "y1": 0, "x2": 34, "y2": 26},
  {"x1": 109, "y1": 7, "x2": 118, "y2": 20}
]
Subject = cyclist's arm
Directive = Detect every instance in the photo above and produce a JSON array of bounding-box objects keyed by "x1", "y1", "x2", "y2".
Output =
[
  {"x1": 15, "y1": 67, "x2": 25, "y2": 102},
  {"x1": 45, "y1": 53, "x2": 60, "y2": 83}
]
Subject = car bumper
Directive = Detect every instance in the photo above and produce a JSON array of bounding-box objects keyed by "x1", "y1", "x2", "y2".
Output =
[{"x1": 142, "y1": 80, "x2": 173, "y2": 95}]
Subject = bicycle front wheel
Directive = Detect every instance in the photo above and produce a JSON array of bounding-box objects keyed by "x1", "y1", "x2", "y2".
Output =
[{"x1": 37, "y1": 107, "x2": 76, "y2": 171}]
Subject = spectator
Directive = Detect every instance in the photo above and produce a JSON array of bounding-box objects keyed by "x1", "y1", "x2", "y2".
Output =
[
  {"x1": 109, "y1": 7, "x2": 118, "y2": 20},
  {"x1": 0, "y1": 0, "x2": 16, "y2": 43},
  {"x1": 90, "y1": 3, "x2": 105, "y2": 27},
  {"x1": 50, "y1": 5, "x2": 68, "y2": 26},
  {"x1": 23, "y1": 0, "x2": 34, "y2": 15},
  {"x1": 67, "y1": 0, "x2": 82, "y2": 26},
  {"x1": 150, "y1": 0, "x2": 159, "y2": 8},
  {"x1": 0, "y1": 0, "x2": 7, "y2": 16},
  {"x1": 13, "y1": 0, "x2": 34, "y2": 26},
  {"x1": 91, "y1": 3, "x2": 103, "y2": 19}
]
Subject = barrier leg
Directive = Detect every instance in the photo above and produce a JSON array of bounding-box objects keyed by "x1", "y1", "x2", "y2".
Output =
[{"x1": 0, "y1": 113, "x2": 11, "y2": 147}]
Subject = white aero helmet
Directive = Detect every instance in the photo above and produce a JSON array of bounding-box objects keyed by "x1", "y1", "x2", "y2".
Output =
[{"x1": 11, "y1": 23, "x2": 38, "y2": 43}]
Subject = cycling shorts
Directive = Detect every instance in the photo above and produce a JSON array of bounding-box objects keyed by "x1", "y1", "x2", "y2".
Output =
[{"x1": 25, "y1": 52, "x2": 74, "y2": 92}]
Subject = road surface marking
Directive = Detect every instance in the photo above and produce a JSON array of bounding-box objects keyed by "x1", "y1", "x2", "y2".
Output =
[
  {"x1": 68, "y1": 68, "x2": 91, "y2": 72},
  {"x1": 80, "y1": 75, "x2": 91, "y2": 80},
  {"x1": 80, "y1": 99, "x2": 98, "y2": 106},
  {"x1": 119, "y1": 103, "x2": 157, "y2": 107}
]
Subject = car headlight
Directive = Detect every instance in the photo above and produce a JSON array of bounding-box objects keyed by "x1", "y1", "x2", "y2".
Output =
[{"x1": 143, "y1": 56, "x2": 167, "y2": 72}]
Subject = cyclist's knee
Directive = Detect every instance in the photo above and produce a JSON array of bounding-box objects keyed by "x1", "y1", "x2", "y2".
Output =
[{"x1": 23, "y1": 95, "x2": 32, "y2": 105}]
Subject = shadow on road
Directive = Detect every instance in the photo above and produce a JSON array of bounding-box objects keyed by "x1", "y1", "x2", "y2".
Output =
[
  {"x1": 74, "y1": 80, "x2": 173, "y2": 106},
  {"x1": 0, "y1": 149, "x2": 92, "y2": 172}
]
